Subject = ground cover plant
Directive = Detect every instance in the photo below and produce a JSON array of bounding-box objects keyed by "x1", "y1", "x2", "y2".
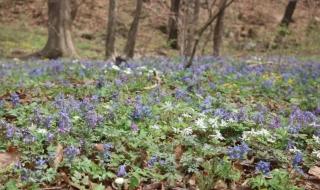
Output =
[{"x1": 0, "y1": 56, "x2": 319, "y2": 189}]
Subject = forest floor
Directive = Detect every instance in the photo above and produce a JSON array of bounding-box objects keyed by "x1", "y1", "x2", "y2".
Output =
[
  {"x1": 0, "y1": 0, "x2": 319, "y2": 59},
  {"x1": 0, "y1": 57, "x2": 320, "y2": 190},
  {"x1": 0, "y1": 1, "x2": 320, "y2": 189}
]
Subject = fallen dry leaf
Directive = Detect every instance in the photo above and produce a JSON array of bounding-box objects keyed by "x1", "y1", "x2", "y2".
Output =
[
  {"x1": 214, "y1": 180, "x2": 228, "y2": 190},
  {"x1": 174, "y1": 145, "x2": 184, "y2": 163},
  {"x1": 52, "y1": 144, "x2": 64, "y2": 169},
  {"x1": 308, "y1": 166, "x2": 320, "y2": 180},
  {"x1": 0, "y1": 146, "x2": 20, "y2": 169},
  {"x1": 94, "y1": 144, "x2": 105, "y2": 152},
  {"x1": 143, "y1": 182, "x2": 162, "y2": 190},
  {"x1": 188, "y1": 174, "x2": 196, "y2": 186}
]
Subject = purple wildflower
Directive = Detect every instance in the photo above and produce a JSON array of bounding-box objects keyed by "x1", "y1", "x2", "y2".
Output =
[
  {"x1": 286, "y1": 140, "x2": 295, "y2": 150},
  {"x1": 288, "y1": 125, "x2": 301, "y2": 134},
  {"x1": 64, "y1": 146, "x2": 80, "y2": 160},
  {"x1": 236, "y1": 108, "x2": 247, "y2": 122},
  {"x1": 102, "y1": 143, "x2": 113, "y2": 160},
  {"x1": 262, "y1": 80, "x2": 274, "y2": 89},
  {"x1": 227, "y1": 143, "x2": 250, "y2": 160},
  {"x1": 147, "y1": 156, "x2": 159, "y2": 167},
  {"x1": 32, "y1": 108, "x2": 43, "y2": 126},
  {"x1": 0, "y1": 100, "x2": 4, "y2": 108},
  {"x1": 114, "y1": 79, "x2": 122, "y2": 87},
  {"x1": 175, "y1": 89, "x2": 187, "y2": 99},
  {"x1": 132, "y1": 96, "x2": 152, "y2": 120},
  {"x1": 96, "y1": 77, "x2": 105, "y2": 89},
  {"x1": 292, "y1": 152, "x2": 303, "y2": 167},
  {"x1": 131, "y1": 123, "x2": 139, "y2": 132},
  {"x1": 200, "y1": 95, "x2": 213, "y2": 111},
  {"x1": 85, "y1": 110, "x2": 102, "y2": 128},
  {"x1": 269, "y1": 116, "x2": 281, "y2": 129},
  {"x1": 315, "y1": 106, "x2": 320, "y2": 115},
  {"x1": 10, "y1": 93, "x2": 20, "y2": 106},
  {"x1": 252, "y1": 112, "x2": 265, "y2": 125},
  {"x1": 103, "y1": 143, "x2": 113, "y2": 151},
  {"x1": 35, "y1": 158, "x2": 46, "y2": 169},
  {"x1": 58, "y1": 111, "x2": 72, "y2": 133},
  {"x1": 6, "y1": 126, "x2": 15, "y2": 138},
  {"x1": 117, "y1": 165, "x2": 127, "y2": 177},
  {"x1": 44, "y1": 116, "x2": 53, "y2": 128},
  {"x1": 80, "y1": 98, "x2": 95, "y2": 112},
  {"x1": 46, "y1": 132, "x2": 55, "y2": 142},
  {"x1": 255, "y1": 161, "x2": 270, "y2": 175}
]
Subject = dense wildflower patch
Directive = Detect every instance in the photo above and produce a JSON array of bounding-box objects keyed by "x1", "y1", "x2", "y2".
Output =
[{"x1": 0, "y1": 56, "x2": 319, "y2": 189}]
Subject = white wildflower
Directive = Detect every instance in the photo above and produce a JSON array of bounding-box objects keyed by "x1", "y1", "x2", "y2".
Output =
[
  {"x1": 195, "y1": 118, "x2": 207, "y2": 130},
  {"x1": 37, "y1": 128, "x2": 48, "y2": 135},
  {"x1": 178, "y1": 117, "x2": 183, "y2": 123},
  {"x1": 172, "y1": 127, "x2": 180, "y2": 134},
  {"x1": 312, "y1": 150, "x2": 320, "y2": 159},
  {"x1": 137, "y1": 66, "x2": 147, "y2": 70},
  {"x1": 181, "y1": 127, "x2": 193, "y2": 136},
  {"x1": 210, "y1": 130, "x2": 224, "y2": 140},
  {"x1": 151, "y1": 124, "x2": 160, "y2": 130},
  {"x1": 162, "y1": 101, "x2": 174, "y2": 111},
  {"x1": 182, "y1": 113, "x2": 192, "y2": 118},
  {"x1": 208, "y1": 117, "x2": 219, "y2": 128},
  {"x1": 115, "y1": 177, "x2": 125, "y2": 185},
  {"x1": 289, "y1": 147, "x2": 300, "y2": 153},
  {"x1": 313, "y1": 135, "x2": 320, "y2": 144},
  {"x1": 197, "y1": 112, "x2": 207, "y2": 118},
  {"x1": 123, "y1": 68, "x2": 132, "y2": 75},
  {"x1": 111, "y1": 64, "x2": 120, "y2": 71},
  {"x1": 309, "y1": 122, "x2": 320, "y2": 127},
  {"x1": 220, "y1": 119, "x2": 228, "y2": 127},
  {"x1": 242, "y1": 129, "x2": 272, "y2": 141},
  {"x1": 228, "y1": 118, "x2": 236, "y2": 123}
]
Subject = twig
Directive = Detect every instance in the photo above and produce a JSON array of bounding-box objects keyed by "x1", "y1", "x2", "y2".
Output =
[
  {"x1": 41, "y1": 186, "x2": 65, "y2": 190},
  {"x1": 143, "y1": 71, "x2": 162, "y2": 90}
]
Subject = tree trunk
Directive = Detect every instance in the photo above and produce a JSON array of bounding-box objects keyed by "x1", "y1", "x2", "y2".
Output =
[
  {"x1": 185, "y1": 0, "x2": 234, "y2": 68},
  {"x1": 168, "y1": 0, "x2": 181, "y2": 49},
  {"x1": 32, "y1": 0, "x2": 77, "y2": 59},
  {"x1": 124, "y1": 0, "x2": 143, "y2": 58},
  {"x1": 105, "y1": 0, "x2": 117, "y2": 59},
  {"x1": 183, "y1": 0, "x2": 200, "y2": 57},
  {"x1": 213, "y1": 0, "x2": 227, "y2": 56},
  {"x1": 280, "y1": 0, "x2": 298, "y2": 27},
  {"x1": 273, "y1": 0, "x2": 298, "y2": 45}
]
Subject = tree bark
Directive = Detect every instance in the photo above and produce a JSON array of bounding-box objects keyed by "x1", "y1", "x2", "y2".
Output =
[
  {"x1": 273, "y1": 0, "x2": 298, "y2": 45},
  {"x1": 280, "y1": 0, "x2": 298, "y2": 27},
  {"x1": 185, "y1": 0, "x2": 234, "y2": 68},
  {"x1": 183, "y1": 0, "x2": 200, "y2": 57},
  {"x1": 30, "y1": 0, "x2": 78, "y2": 59},
  {"x1": 213, "y1": 0, "x2": 227, "y2": 56},
  {"x1": 124, "y1": 0, "x2": 143, "y2": 58},
  {"x1": 168, "y1": 0, "x2": 181, "y2": 49},
  {"x1": 105, "y1": 0, "x2": 117, "y2": 59}
]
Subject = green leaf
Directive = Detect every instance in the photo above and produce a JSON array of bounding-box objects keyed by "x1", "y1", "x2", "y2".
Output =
[
  {"x1": 4, "y1": 180, "x2": 18, "y2": 190},
  {"x1": 129, "y1": 176, "x2": 140, "y2": 190}
]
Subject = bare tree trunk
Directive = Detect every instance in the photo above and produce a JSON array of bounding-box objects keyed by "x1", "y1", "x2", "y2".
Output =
[
  {"x1": 29, "y1": 0, "x2": 77, "y2": 59},
  {"x1": 168, "y1": 0, "x2": 181, "y2": 49},
  {"x1": 280, "y1": 0, "x2": 298, "y2": 27},
  {"x1": 274, "y1": 0, "x2": 298, "y2": 45},
  {"x1": 105, "y1": 0, "x2": 117, "y2": 59},
  {"x1": 183, "y1": 0, "x2": 200, "y2": 57},
  {"x1": 185, "y1": 0, "x2": 234, "y2": 68},
  {"x1": 124, "y1": 0, "x2": 143, "y2": 58},
  {"x1": 213, "y1": 0, "x2": 227, "y2": 56}
]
